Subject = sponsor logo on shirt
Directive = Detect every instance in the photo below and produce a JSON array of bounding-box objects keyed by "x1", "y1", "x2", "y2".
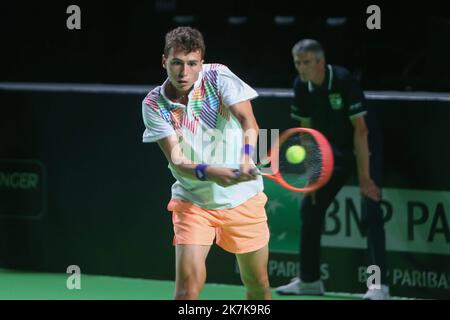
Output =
[{"x1": 329, "y1": 93, "x2": 343, "y2": 110}]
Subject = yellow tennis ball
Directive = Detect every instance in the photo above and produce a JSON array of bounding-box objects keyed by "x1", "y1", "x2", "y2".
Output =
[{"x1": 286, "y1": 145, "x2": 306, "y2": 164}]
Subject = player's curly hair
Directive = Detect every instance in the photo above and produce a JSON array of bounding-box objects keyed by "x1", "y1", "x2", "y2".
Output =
[{"x1": 164, "y1": 26, "x2": 205, "y2": 58}]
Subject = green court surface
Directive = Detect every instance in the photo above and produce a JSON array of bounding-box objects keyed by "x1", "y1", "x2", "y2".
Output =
[{"x1": 0, "y1": 268, "x2": 367, "y2": 300}]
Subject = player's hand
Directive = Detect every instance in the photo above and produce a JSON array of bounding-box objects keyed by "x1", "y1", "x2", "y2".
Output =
[
  {"x1": 206, "y1": 167, "x2": 241, "y2": 187},
  {"x1": 236, "y1": 155, "x2": 257, "y2": 182},
  {"x1": 359, "y1": 176, "x2": 381, "y2": 202}
]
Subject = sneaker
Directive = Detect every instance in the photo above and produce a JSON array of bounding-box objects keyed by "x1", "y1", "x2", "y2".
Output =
[
  {"x1": 363, "y1": 285, "x2": 390, "y2": 300},
  {"x1": 275, "y1": 277, "x2": 325, "y2": 295}
]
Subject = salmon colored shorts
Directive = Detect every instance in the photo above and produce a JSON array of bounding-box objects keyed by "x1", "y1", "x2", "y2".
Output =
[{"x1": 167, "y1": 192, "x2": 270, "y2": 254}]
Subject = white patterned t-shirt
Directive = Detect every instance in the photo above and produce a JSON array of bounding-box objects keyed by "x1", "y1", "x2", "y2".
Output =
[{"x1": 142, "y1": 64, "x2": 263, "y2": 209}]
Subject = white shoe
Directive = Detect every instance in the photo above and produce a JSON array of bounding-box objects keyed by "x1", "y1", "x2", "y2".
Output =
[
  {"x1": 275, "y1": 277, "x2": 325, "y2": 295},
  {"x1": 363, "y1": 285, "x2": 390, "y2": 300}
]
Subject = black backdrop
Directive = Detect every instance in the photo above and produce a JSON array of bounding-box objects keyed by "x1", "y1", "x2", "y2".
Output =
[{"x1": 1, "y1": 0, "x2": 450, "y2": 90}]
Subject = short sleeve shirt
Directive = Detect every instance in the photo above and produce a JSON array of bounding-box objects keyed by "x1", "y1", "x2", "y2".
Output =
[
  {"x1": 291, "y1": 65, "x2": 367, "y2": 157},
  {"x1": 142, "y1": 64, "x2": 263, "y2": 209}
]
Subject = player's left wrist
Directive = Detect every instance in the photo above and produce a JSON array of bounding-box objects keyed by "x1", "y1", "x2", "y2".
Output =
[
  {"x1": 242, "y1": 144, "x2": 255, "y2": 157},
  {"x1": 241, "y1": 144, "x2": 255, "y2": 165}
]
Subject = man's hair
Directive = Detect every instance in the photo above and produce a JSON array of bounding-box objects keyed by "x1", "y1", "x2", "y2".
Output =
[
  {"x1": 292, "y1": 39, "x2": 325, "y2": 61},
  {"x1": 164, "y1": 26, "x2": 205, "y2": 58}
]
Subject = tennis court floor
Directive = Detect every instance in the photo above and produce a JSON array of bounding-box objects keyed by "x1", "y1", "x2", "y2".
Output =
[{"x1": 0, "y1": 268, "x2": 409, "y2": 300}]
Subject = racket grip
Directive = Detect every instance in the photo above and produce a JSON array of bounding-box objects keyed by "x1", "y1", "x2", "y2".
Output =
[{"x1": 232, "y1": 168, "x2": 259, "y2": 177}]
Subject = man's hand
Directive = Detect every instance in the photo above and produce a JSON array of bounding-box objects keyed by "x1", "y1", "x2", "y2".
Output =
[
  {"x1": 205, "y1": 167, "x2": 242, "y2": 187},
  {"x1": 236, "y1": 154, "x2": 257, "y2": 182},
  {"x1": 359, "y1": 176, "x2": 381, "y2": 202}
]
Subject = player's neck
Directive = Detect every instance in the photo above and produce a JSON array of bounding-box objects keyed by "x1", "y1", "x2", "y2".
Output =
[
  {"x1": 165, "y1": 82, "x2": 191, "y2": 103},
  {"x1": 311, "y1": 68, "x2": 326, "y2": 87}
]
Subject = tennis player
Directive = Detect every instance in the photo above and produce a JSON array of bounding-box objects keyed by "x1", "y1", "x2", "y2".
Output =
[{"x1": 141, "y1": 26, "x2": 271, "y2": 300}]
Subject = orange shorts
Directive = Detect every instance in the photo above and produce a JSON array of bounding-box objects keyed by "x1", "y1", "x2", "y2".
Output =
[{"x1": 167, "y1": 193, "x2": 270, "y2": 254}]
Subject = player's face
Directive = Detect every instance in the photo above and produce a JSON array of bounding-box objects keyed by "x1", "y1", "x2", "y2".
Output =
[
  {"x1": 162, "y1": 48, "x2": 203, "y2": 93},
  {"x1": 293, "y1": 52, "x2": 324, "y2": 83}
]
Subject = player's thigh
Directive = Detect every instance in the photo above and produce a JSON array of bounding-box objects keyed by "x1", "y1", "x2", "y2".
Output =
[
  {"x1": 176, "y1": 244, "x2": 211, "y2": 277},
  {"x1": 235, "y1": 244, "x2": 270, "y2": 284}
]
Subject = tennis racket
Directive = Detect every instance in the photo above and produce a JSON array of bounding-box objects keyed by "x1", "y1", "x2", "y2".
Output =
[{"x1": 249, "y1": 127, "x2": 334, "y2": 193}]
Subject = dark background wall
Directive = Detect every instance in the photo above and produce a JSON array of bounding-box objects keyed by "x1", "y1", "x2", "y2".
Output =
[
  {"x1": 0, "y1": 90, "x2": 174, "y2": 278},
  {"x1": 1, "y1": 0, "x2": 449, "y2": 91}
]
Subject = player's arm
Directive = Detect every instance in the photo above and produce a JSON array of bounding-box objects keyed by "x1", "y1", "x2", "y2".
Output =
[
  {"x1": 230, "y1": 100, "x2": 259, "y2": 181},
  {"x1": 351, "y1": 116, "x2": 380, "y2": 201},
  {"x1": 156, "y1": 135, "x2": 240, "y2": 187},
  {"x1": 344, "y1": 72, "x2": 380, "y2": 201}
]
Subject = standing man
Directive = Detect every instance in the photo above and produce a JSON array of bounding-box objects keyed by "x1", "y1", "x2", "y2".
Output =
[
  {"x1": 142, "y1": 26, "x2": 271, "y2": 300},
  {"x1": 275, "y1": 39, "x2": 389, "y2": 300}
]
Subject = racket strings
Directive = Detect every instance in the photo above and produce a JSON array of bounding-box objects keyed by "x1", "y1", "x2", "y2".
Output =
[{"x1": 279, "y1": 133, "x2": 324, "y2": 188}]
